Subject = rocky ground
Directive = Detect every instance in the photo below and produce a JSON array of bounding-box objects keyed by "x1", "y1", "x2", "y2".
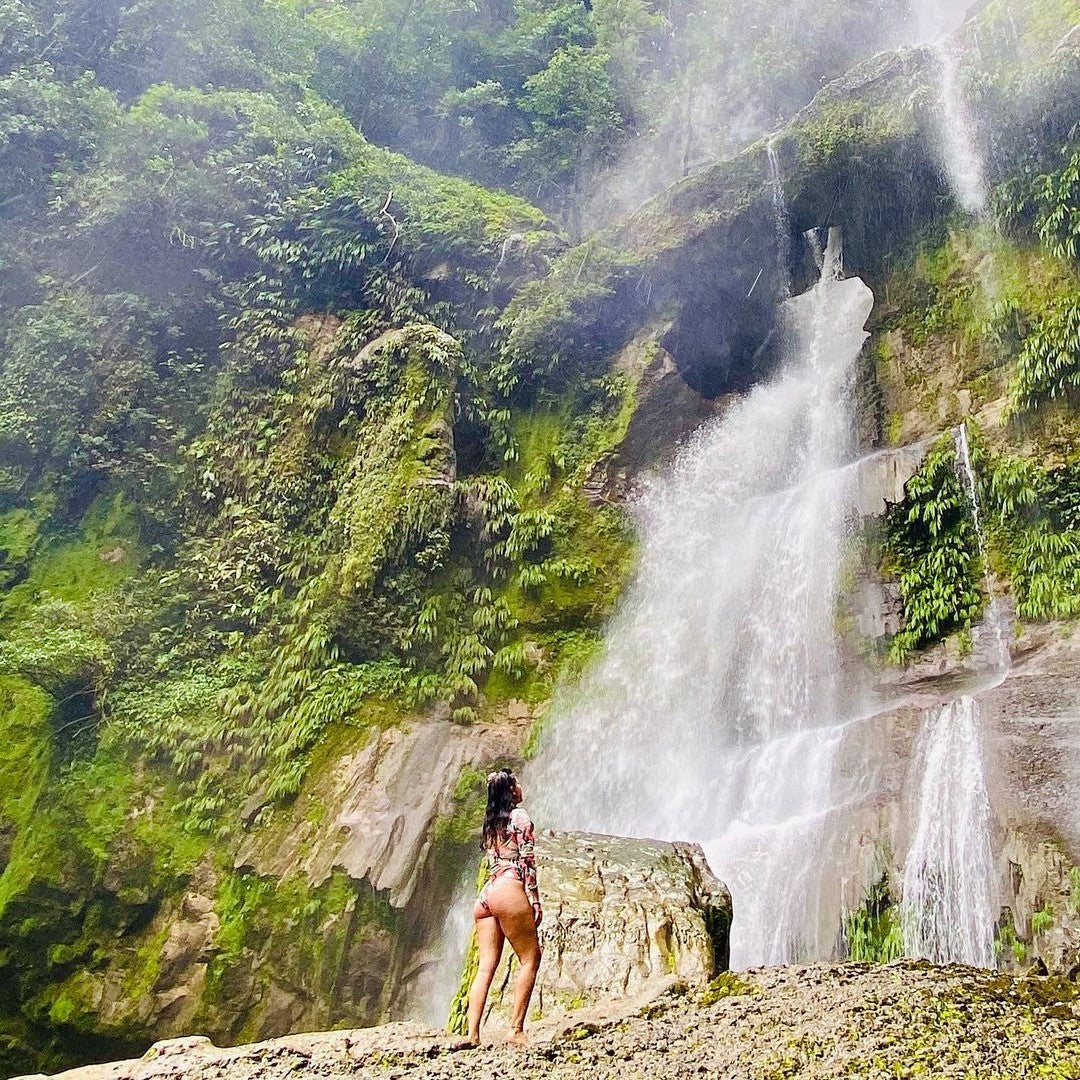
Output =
[{"x1": 24, "y1": 961, "x2": 1080, "y2": 1080}]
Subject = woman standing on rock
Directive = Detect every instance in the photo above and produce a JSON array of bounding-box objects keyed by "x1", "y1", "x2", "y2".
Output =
[{"x1": 467, "y1": 768, "x2": 542, "y2": 1047}]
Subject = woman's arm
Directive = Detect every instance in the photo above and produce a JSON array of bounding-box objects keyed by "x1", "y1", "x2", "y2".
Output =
[{"x1": 511, "y1": 807, "x2": 541, "y2": 913}]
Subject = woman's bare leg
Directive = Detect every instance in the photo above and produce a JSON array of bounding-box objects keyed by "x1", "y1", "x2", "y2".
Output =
[
  {"x1": 491, "y1": 892, "x2": 542, "y2": 1044},
  {"x1": 466, "y1": 913, "x2": 504, "y2": 1044}
]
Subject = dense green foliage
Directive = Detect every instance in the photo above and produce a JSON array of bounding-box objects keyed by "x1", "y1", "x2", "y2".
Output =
[
  {"x1": 0, "y1": 1, "x2": 644, "y2": 1066},
  {"x1": 884, "y1": 434, "x2": 984, "y2": 661},
  {"x1": 885, "y1": 430, "x2": 1080, "y2": 651},
  {"x1": 993, "y1": 122, "x2": 1080, "y2": 414},
  {"x1": 0, "y1": 0, "x2": 909, "y2": 230}
]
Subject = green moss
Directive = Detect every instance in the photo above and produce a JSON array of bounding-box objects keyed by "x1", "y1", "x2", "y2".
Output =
[
  {"x1": 995, "y1": 918, "x2": 1030, "y2": 965},
  {"x1": 0, "y1": 744, "x2": 210, "y2": 1053},
  {"x1": 1031, "y1": 904, "x2": 1054, "y2": 936},
  {"x1": 0, "y1": 493, "x2": 56, "y2": 587},
  {"x1": 0, "y1": 491, "x2": 141, "y2": 627},
  {"x1": 195, "y1": 867, "x2": 399, "y2": 1043},
  {"x1": 698, "y1": 971, "x2": 757, "y2": 1007},
  {"x1": 432, "y1": 765, "x2": 489, "y2": 848},
  {"x1": 793, "y1": 100, "x2": 915, "y2": 171},
  {"x1": 0, "y1": 676, "x2": 52, "y2": 841}
]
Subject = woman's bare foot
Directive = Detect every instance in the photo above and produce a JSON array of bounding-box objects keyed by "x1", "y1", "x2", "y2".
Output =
[{"x1": 505, "y1": 1030, "x2": 530, "y2": 1048}]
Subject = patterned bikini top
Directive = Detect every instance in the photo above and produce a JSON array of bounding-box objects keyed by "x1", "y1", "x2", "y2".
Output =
[{"x1": 485, "y1": 806, "x2": 539, "y2": 905}]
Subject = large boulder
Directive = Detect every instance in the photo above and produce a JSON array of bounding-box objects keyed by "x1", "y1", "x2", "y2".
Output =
[{"x1": 476, "y1": 830, "x2": 731, "y2": 1032}]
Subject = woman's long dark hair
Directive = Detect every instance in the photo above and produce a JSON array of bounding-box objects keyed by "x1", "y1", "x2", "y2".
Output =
[{"x1": 481, "y1": 769, "x2": 518, "y2": 850}]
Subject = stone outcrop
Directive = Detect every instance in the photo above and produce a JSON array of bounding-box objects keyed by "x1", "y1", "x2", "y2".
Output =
[
  {"x1": 238, "y1": 717, "x2": 531, "y2": 906},
  {"x1": 479, "y1": 831, "x2": 732, "y2": 1032}
]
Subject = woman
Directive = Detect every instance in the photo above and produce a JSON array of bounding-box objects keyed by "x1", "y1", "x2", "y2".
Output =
[{"x1": 466, "y1": 768, "x2": 543, "y2": 1047}]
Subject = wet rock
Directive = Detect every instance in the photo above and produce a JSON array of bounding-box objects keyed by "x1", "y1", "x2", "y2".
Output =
[{"x1": 583, "y1": 332, "x2": 723, "y2": 505}]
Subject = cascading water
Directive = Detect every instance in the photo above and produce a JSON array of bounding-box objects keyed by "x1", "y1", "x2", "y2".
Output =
[
  {"x1": 766, "y1": 138, "x2": 792, "y2": 299},
  {"x1": 899, "y1": 423, "x2": 1005, "y2": 967},
  {"x1": 911, "y1": 1, "x2": 988, "y2": 214},
  {"x1": 407, "y1": 871, "x2": 475, "y2": 1026},
  {"x1": 954, "y1": 422, "x2": 1009, "y2": 670},
  {"x1": 931, "y1": 38, "x2": 987, "y2": 215},
  {"x1": 901, "y1": 696, "x2": 997, "y2": 967},
  {"x1": 532, "y1": 228, "x2": 881, "y2": 967},
  {"x1": 885, "y1": 4, "x2": 1006, "y2": 971}
]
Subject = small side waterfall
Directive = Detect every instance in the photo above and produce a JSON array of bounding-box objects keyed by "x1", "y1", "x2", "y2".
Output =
[
  {"x1": 910, "y1": 1, "x2": 988, "y2": 214},
  {"x1": 953, "y1": 422, "x2": 1009, "y2": 668},
  {"x1": 406, "y1": 871, "x2": 475, "y2": 1026},
  {"x1": 532, "y1": 229, "x2": 880, "y2": 966},
  {"x1": 933, "y1": 38, "x2": 987, "y2": 215},
  {"x1": 900, "y1": 424, "x2": 1005, "y2": 967},
  {"x1": 901, "y1": 696, "x2": 997, "y2": 967},
  {"x1": 766, "y1": 138, "x2": 791, "y2": 299}
]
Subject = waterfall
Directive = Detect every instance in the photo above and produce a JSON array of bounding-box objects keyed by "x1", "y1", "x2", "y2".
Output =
[
  {"x1": 882, "y1": 6, "x2": 1002, "y2": 971},
  {"x1": 910, "y1": 1, "x2": 988, "y2": 215},
  {"x1": 953, "y1": 422, "x2": 1009, "y2": 669},
  {"x1": 766, "y1": 138, "x2": 791, "y2": 299},
  {"x1": 901, "y1": 696, "x2": 997, "y2": 967},
  {"x1": 933, "y1": 37, "x2": 987, "y2": 215},
  {"x1": 532, "y1": 228, "x2": 881, "y2": 966},
  {"x1": 405, "y1": 871, "x2": 475, "y2": 1026},
  {"x1": 897, "y1": 426, "x2": 1005, "y2": 968}
]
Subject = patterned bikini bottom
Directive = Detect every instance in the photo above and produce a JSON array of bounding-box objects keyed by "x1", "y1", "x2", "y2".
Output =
[{"x1": 473, "y1": 865, "x2": 525, "y2": 919}]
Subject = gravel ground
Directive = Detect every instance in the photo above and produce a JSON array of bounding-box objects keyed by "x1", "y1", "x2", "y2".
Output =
[{"x1": 27, "y1": 961, "x2": 1080, "y2": 1080}]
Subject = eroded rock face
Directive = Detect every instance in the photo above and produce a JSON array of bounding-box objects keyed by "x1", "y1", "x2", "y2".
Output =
[
  {"x1": 237, "y1": 717, "x2": 530, "y2": 906},
  {"x1": 842, "y1": 601, "x2": 1080, "y2": 976},
  {"x1": 481, "y1": 831, "x2": 731, "y2": 1030}
]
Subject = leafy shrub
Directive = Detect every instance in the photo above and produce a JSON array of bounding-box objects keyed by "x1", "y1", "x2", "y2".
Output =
[
  {"x1": 1007, "y1": 299, "x2": 1080, "y2": 414},
  {"x1": 845, "y1": 877, "x2": 904, "y2": 964},
  {"x1": 884, "y1": 434, "x2": 984, "y2": 661}
]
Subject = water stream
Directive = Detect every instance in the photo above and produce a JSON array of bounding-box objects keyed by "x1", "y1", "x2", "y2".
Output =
[
  {"x1": 407, "y1": 870, "x2": 475, "y2": 1026},
  {"x1": 899, "y1": 423, "x2": 1005, "y2": 965},
  {"x1": 901, "y1": 695, "x2": 997, "y2": 966},
  {"x1": 953, "y1": 422, "x2": 1010, "y2": 670},
  {"x1": 532, "y1": 229, "x2": 882, "y2": 966},
  {"x1": 909, "y1": 1, "x2": 987, "y2": 214},
  {"x1": 885, "y1": 2, "x2": 1003, "y2": 969},
  {"x1": 766, "y1": 138, "x2": 792, "y2": 299}
]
